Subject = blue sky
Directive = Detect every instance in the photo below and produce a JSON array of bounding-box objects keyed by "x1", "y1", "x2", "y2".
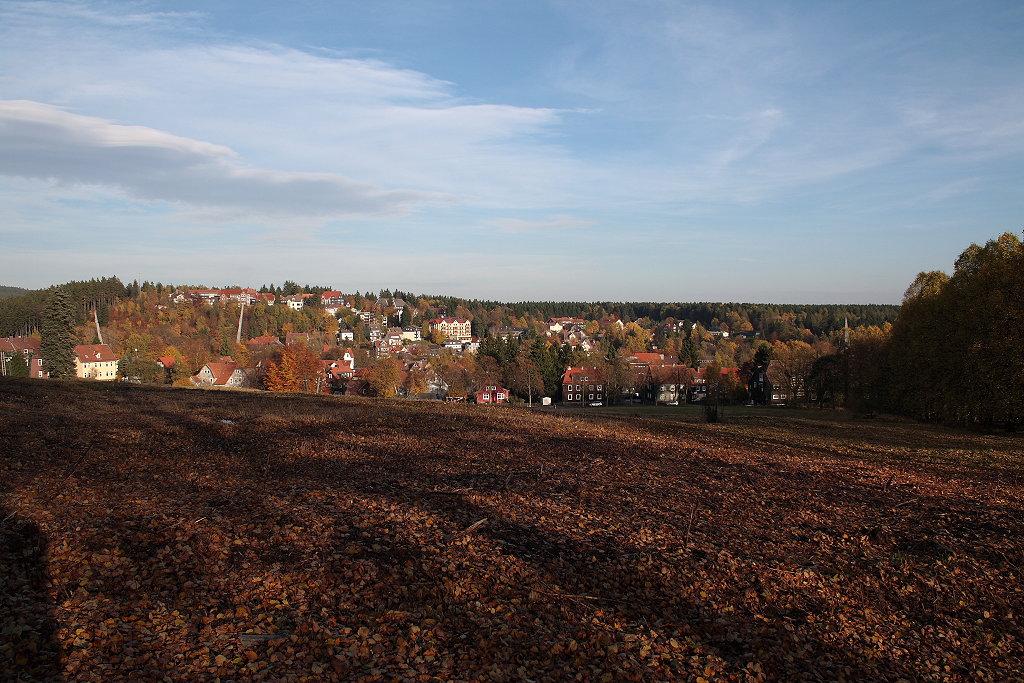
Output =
[{"x1": 1, "y1": 0, "x2": 1021, "y2": 303}]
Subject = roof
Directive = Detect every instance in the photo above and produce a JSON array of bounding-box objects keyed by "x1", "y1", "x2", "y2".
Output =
[
  {"x1": 561, "y1": 366, "x2": 603, "y2": 384},
  {"x1": 429, "y1": 317, "x2": 470, "y2": 324},
  {"x1": 1, "y1": 336, "x2": 41, "y2": 355},
  {"x1": 630, "y1": 352, "x2": 671, "y2": 366},
  {"x1": 74, "y1": 344, "x2": 117, "y2": 364},
  {"x1": 157, "y1": 356, "x2": 176, "y2": 368},
  {"x1": 203, "y1": 361, "x2": 241, "y2": 385},
  {"x1": 247, "y1": 335, "x2": 282, "y2": 345}
]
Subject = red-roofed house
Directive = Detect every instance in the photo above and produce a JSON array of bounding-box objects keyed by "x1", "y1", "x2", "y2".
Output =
[
  {"x1": 1, "y1": 336, "x2": 46, "y2": 378},
  {"x1": 220, "y1": 288, "x2": 259, "y2": 305},
  {"x1": 74, "y1": 344, "x2": 119, "y2": 380},
  {"x1": 191, "y1": 360, "x2": 250, "y2": 388},
  {"x1": 247, "y1": 335, "x2": 283, "y2": 347},
  {"x1": 320, "y1": 290, "x2": 343, "y2": 306},
  {"x1": 561, "y1": 366, "x2": 605, "y2": 406},
  {"x1": 475, "y1": 384, "x2": 509, "y2": 404}
]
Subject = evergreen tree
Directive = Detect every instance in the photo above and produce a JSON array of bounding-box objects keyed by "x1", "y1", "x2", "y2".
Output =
[
  {"x1": 40, "y1": 286, "x2": 77, "y2": 378},
  {"x1": 2, "y1": 351, "x2": 29, "y2": 377}
]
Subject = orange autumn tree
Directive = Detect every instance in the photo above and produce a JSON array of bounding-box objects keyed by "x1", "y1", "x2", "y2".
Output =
[{"x1": 265, "y1": 343, "x2": 324, "y2": 393}]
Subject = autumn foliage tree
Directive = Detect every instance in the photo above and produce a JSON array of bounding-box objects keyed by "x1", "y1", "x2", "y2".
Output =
[
  {"x1": 364, "y1": 357, "x2": 402, "y2": 398},
  {"x1": 265, "y1": 344, "x2": 324, "y2": 393},
  {"x1": 888, "y1": 232, "x2": 1024, "y2": 426}
]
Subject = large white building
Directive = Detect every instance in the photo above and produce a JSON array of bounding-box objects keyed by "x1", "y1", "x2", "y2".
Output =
[{"x1": 427, "y1": 317, "x2": 471, "y2": 341}]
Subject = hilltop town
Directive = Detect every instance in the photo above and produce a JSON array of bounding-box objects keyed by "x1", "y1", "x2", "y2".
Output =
[{"x1": 1, "y1": 280, "x2": 897, "y2": 409}]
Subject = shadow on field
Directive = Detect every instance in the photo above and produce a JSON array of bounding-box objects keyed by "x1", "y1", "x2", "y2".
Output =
[
  {"x1": 0, "y1": 505, "x2": 62, "y2": 681},
  {"x1": 3, "y1": 380, "x2": 1017, "y2": 679}
]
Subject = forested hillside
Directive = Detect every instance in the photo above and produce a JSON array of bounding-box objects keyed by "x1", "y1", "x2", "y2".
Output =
[{"x1": 0, "y1": 285, "x2": 29, "y2": 299}]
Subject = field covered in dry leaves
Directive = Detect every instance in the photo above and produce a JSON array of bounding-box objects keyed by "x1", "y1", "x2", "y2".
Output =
[{"x1": 2, "y1": 379, "x2": 1022, "y2": 682}]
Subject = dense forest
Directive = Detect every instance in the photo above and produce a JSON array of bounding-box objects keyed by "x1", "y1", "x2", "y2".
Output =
[{"x1": 0, "y1": 277, "x2": 124, "y2": 338}]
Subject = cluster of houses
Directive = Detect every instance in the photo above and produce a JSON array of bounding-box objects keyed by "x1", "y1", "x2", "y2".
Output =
[
  {"x1": 3, "y1": 284, "x2": 779, "y2": 404},
  {"x1": 1, "y1": 337, "x2": 119, "y2": 381},
  {"x1": 2, "y1": 320, "x2": 758, "y2": 405}
]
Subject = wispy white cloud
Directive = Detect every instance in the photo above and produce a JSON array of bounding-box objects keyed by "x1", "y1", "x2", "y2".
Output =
[
  {"x1": 0, "y1": 100, "x2": 451, "y2": 220},
  {"x1": 486, "y1": 214, "x2": 594, "y2": 234},
  {"x1": 0, "y1": 3, "x2": 579, "y2": 209}
]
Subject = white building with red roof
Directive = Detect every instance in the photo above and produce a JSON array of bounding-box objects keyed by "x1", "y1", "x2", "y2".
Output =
[
  {"x1": 74, "y1": 344, "x2": 119, "y2": 380},
  {"x1": 191, "y1": 360, "x2": 250, "y2": 387}
]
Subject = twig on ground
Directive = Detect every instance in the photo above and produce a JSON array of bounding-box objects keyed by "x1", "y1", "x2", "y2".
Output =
[
  {"x1": 684, "y1": 498, "x2": 699, "y2": 545},
  {"x1": 445, "y1": 517, "x2": 488, "y2": 541}
]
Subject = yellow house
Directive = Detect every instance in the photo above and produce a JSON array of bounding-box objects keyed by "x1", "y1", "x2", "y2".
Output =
[{"x1": 74, "y1": 344, "x2": 119, "y2": 380}]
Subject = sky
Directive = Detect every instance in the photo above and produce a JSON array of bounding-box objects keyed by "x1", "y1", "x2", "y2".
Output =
[{"x1": 1, "y1": 0, "x2": 1022, "y2": 304}]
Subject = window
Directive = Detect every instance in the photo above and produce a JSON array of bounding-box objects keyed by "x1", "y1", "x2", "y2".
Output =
[
  {"x1": 482, "y1": 393, "x2": 490, "y2": 401},
  {"x1": 589, "y1": 394, "x2": 594, "y2": 400},
  {"x1": 597, "y1": 384, "x2": 602, "y2": 390}
]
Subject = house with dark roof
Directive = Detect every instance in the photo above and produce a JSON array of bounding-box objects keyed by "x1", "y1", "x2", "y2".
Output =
[{"x1": 561, "y1": 366, "x2": 605, "y2": 406}]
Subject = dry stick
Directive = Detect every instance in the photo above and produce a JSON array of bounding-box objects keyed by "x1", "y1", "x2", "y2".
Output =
[
  {"x1": 684, "y1": 498, "x2": 699, "y2": 546},
  {"x1": 532, "y1": 587, "x2": 626, "y2": 604},
  {"x1": 446, "y1": 517, "x2": 488, "y2": 541},
  {"x1": 882, "y1": 474, "x2": 894, "y2": 492},
  {"x1": 57, "y1": 440, "x2": 96, "y2": 490},
  {"x1": 892, "y1": 498, "x2": 920, "y2": 509}
]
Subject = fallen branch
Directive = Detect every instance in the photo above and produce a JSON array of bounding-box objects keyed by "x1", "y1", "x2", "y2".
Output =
[
  {"x1": 532, "y1": 588, "x2": 626, "y2": 604},
  {"x1": 684, "y1": 498, "x2": 699, "y2": 545},
  {"x1": 57, "y1": 440, "x2": 96, "y2": 489},
  {"x1": 445, "y1": 517, "x2": 488, "y2": 541}
]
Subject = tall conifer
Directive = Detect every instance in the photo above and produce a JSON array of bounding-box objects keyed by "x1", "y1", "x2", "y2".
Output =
[{"x1": 41, "y1": 286, "x2": 77, "y2": 378}]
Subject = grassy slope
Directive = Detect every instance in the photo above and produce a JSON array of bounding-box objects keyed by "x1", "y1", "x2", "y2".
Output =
[{"x1": 1, "y1": 379, "x2": 1022, "y2": 681}]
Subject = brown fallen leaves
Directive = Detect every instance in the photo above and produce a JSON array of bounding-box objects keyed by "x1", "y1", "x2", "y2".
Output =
[{"x1": 1, "y1": 378, "x2": 1022, "y2": 681}]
